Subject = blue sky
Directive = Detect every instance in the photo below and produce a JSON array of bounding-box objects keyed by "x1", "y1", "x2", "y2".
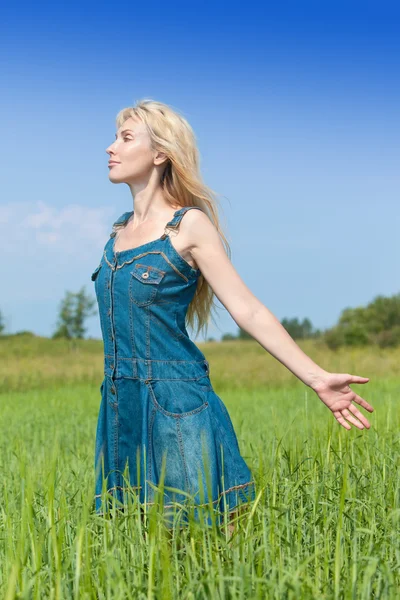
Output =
[{"x1": 1, "y1": 1, "x2": 399, "y2": 342}]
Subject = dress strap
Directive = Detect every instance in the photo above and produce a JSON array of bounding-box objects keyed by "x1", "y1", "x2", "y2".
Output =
[
  {"x1": 109, "y1": 211, "x2": 133, "y2": 238},
  {"x1": 161, "y1": 206, "x2": 204, "y2": 239}
]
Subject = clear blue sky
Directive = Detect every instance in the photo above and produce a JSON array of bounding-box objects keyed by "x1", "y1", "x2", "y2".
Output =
[{"x1": 1, "y1": 1, "x2": 399, "y2": 341}]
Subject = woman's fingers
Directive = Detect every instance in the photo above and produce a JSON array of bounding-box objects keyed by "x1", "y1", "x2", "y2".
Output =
[
  {"x1": 341, "y1": 406, "x2": 371, "y2": 429},
  {"x1": 334, "y1": 409, "x2": 366, "y2": 430},
  {"x1": 351, "y1": 393, "x2": 374, "y2": 413},
  {"x1": 349, "y1": 374, "x2": 370, "y2": 384},
  {"x1": 347, "y1": 403, "x2": 372, "y2": 428},
  {"x1": 334, "y1": 411, "x2": 352, "y2": 430},
  {"x1": 340, "y1": 408, "x2": 364, "y2": 429},
  {"x1": 332, "y1": 400, "x2": 373, "y2": 430}
]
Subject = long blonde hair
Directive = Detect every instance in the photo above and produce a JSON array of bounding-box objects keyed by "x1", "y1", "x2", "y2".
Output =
[{"x1": 114, "y1": 98, "x2": 232, "y2": 340}]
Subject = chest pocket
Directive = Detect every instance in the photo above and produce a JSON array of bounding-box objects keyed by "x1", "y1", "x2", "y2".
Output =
[{"x1": 129, "y1": 263, "x2": 166, "y2": 307}]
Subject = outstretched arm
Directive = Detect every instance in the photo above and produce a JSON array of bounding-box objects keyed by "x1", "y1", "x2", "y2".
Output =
[{"x1": 182, "y1": 209, "x2": 374, "y2": 430}]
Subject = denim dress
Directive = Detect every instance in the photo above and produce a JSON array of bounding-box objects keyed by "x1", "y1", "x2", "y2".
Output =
[{"x1": 91, "y1": 206, "x2": 255, "y2": 521}]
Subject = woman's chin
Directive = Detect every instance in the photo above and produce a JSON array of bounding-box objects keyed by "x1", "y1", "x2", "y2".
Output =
[{"x1": 108, "y1": 173, "x2": 125, "y2": 183}]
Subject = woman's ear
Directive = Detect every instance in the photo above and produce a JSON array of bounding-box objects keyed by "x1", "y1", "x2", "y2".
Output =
[{"x1": 154, "y1": 151, "x2": 168, "y2": 166}]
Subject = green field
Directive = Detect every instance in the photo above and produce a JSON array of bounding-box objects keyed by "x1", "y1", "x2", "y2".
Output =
[{"x1": 0, "y1": 335, "x2": 399, "y2": 599}]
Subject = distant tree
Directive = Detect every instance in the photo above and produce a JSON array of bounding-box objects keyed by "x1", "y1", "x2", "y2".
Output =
[
  {"x1": 14, "y1": 331, "x2": 36, "y2": 337},
  {"x1": 235, "y1": 318, "x2": 319, "y2": 342},
  {"x1": 281, "y1": 317, "x2": 318, "y2": 340},
  {"x1": 221, "y1": 332, "x2": 237, "y2": 341},
  {"x1": 220, "y1": 292, "x2": 400, "y2": 349},
  {"x1": 0, "y1": 309, "x2": 5, "y2": 335},
  {"x1": 374, "y1": 325, "x2": 400, "y2": 348},
  {"x1": 323, "y1": 326, "x2": 345, "y2": 350},
  {"x1": 52, "y1": 287, "x2": 97, "y2": 340},
  {"x1": 323, "y1": 292, "x2": 400, "y2": 349}
]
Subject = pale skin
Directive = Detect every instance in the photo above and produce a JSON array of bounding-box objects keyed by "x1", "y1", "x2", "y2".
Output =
[{"x1": 106, "y1": 115, "x2": 374, "y2": 536}]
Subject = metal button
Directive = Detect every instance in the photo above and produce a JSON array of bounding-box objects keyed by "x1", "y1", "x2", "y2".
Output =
[
  {"x1": 110, "y1": 363, "x2": 114, "y2": 369},
  {"x1": 111, "y1": 387, "x2": 116, "y2": 395},
  {"x1": 141, "y1": 272, "x2": 149, "y2": 279}
]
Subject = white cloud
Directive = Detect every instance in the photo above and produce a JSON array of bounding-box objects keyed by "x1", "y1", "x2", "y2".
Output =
[{"x1": 0, "y1": 200, "x2": 115, "y2": 256}]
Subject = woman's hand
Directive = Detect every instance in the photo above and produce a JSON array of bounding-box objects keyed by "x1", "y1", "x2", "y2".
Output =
[{"x1": 309, "y1": 373, "x2": 374, "y2": 430}]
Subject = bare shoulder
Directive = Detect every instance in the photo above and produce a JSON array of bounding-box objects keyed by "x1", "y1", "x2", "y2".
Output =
[
  {"x1": 177, "y1": 207, "x2": 261, "y2": 322},
  {"x1": 179, "y1": 207, "x2": 220, "y2": 249}
]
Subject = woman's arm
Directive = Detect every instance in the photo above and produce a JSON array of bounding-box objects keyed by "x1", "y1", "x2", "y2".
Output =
[{"x1": 181, "y1": 209, "x2": 374, "y2": 430}]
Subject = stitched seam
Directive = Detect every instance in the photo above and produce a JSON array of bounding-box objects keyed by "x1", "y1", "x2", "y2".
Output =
[
  {"x1": 108, "y1": 377, "x2": 212, "y2": 384},
  {"x1": 129, "y1": 273, "x2": 158, "y2": 307},
  {"x1": 106, "y1": 379, "x2": 118, "y2": 409},
  {"x1": 104, "y1": 249, "x2": 189, "y2": 282},
  {"x1": 131, "y1": 273, "x2": 164, "y2": 286},
  {"x1": 176, "y1": 419, "x2": 190, "y2": 491},
  {"x1": 217, "y1": 399, "x2": 237, "y2": 439},
  {"x1": 105, "y1": 257, "x2": 110, "y2": 345},
  {"x1": 103, "y1": 357, "x2": 208, "y2": 364},
  {"x1": 164, "y1": 206, "x2": 204, "y2": 275},
  {"x1": 209, "y1": 408, "x2": 243, "y2": 479},
  {"x1": 129, "y1": 283, "x2": 138, "y2": 362},
  {"x1": 145, "y1": 305, "x2": 151, "y2": 361},
  {"x1": 103, "y1": 250, "x2": 114, "y2": 269},
  {"x1": 166, "y1": 236, "x2": 199, "y2": 277},
  {"x1": 149, "y1": 312, "x2": 185, "y2": 341},
  {"x1": 147, "y1": 381, "x2": 209, "y2": 418},
  {"x1": 135, "y1": 263, "x2": 166, "y2": 275},
  {"x1": 148, "y1": 408, "x2": 157, "y2": 487},
  {"x1": 115, "y1": 398, "x2": 119, "y2": 489}
]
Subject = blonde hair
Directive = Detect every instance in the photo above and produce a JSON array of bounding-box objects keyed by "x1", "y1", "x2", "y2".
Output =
[{"x1": 114, "y1": 98, "x2": 232, "y2": 340}]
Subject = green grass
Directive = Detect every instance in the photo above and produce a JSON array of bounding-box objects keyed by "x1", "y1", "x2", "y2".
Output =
[{"x1": 0, "y1": 336, "x2": 399, "y2": 598}]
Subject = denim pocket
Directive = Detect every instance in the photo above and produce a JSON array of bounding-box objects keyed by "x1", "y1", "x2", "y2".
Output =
[
  {"x1": 129, "y1": 263, "x2": 166, "y2": 307},
  {"x1": 147, "y1": 379, "x2": 210, "y2": 418}
]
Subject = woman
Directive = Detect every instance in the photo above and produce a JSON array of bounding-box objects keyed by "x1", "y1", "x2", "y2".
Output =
[{"x1": 92, "y1": 99, "x2": 374, "y2": 529}]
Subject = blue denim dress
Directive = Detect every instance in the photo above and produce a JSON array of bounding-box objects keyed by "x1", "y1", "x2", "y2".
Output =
[{"x1": 91, "y1": 206, "x2": 255, "y2": 521}]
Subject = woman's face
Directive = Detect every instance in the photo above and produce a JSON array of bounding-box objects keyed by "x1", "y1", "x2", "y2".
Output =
[{"x1": 106, "y1": 116, "x2": 157, "y2": 184}]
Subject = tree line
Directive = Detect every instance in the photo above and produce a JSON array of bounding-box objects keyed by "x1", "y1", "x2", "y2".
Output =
[{"x1": 219, "y1": 292, "x2": 400, "y2": 349}]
